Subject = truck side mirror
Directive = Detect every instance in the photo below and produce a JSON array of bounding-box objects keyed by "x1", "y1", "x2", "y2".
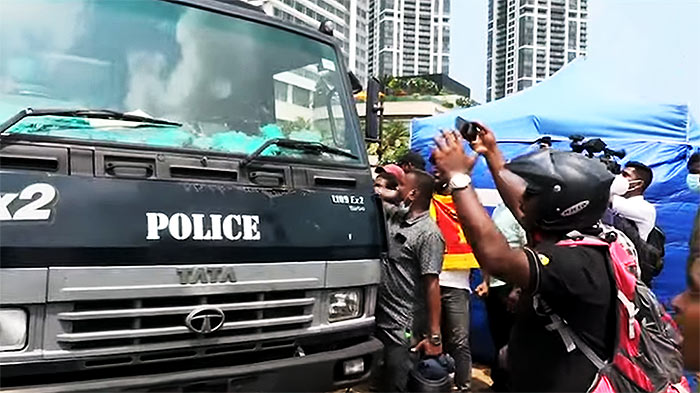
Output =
[
  {"x1": 365, "y1": 76, "x2": 382, "y2": 141},
  {"x1": 348, "y1": 72, "x2": 363, "y2": 94}
]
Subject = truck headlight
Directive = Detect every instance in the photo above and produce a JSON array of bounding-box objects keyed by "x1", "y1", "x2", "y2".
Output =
[
  {"x1": 328, "y1": 289, "x2": 362, "y2": 322},
  {"x1": 0, "y1": 308, "x2": 28, "y2": 351}
]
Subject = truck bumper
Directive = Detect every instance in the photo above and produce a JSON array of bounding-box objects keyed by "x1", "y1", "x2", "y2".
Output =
[{"x1": 4, "y1": 337, "x2": 383, "y2": 393}]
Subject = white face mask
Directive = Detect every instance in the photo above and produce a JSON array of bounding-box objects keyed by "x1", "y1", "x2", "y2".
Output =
[
  {"x1": 688, "y1": 174, "x2": 700, "y2": 193},
  {"x1": 397, "y1": 198, "x2": 412, "y2": 215},
  {"x1": 610, "y1": 175, "x2": 629, "y2": 196}
]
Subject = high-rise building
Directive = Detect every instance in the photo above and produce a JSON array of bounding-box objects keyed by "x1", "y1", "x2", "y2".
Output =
[
  {"x1": 486, "y1": 0, "x2": 588, "y2": 102},
  {"x1": 252, "y1": 0, "x2": 369, "y2": 82},
  {"x1": 368, "y1": 0, "x2": 451, "y2": 77}
]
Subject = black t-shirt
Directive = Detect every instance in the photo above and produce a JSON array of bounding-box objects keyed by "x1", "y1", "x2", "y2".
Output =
[{"x1": 507, "y1": 242, "x2": 616, "y2": 392}]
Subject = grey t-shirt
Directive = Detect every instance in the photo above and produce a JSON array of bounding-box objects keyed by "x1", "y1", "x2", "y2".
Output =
[{"x1": 376, "y1": 203, "x2": 445, "y2": 339}]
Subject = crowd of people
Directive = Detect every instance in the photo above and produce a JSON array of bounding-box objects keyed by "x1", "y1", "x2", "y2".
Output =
[{"x1": 370, "y1": 122, "x2": 700, "y2": 392}]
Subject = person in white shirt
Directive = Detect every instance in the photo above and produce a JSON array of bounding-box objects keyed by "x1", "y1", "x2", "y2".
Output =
[{"x1": 610, "y1": 162, "x2": 657, "y2": 241}]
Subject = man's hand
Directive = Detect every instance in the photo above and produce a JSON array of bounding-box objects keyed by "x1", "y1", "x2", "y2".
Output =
[
  {"x1": 475, "y1": 281, "x2": 489, "y2": 298},
  {"x1": 469, "y1": 121, "x2": 498, "y2": 157},
  {"x1": 433, "y1": 130, "x2": 476, "y2": 182},
  {"x1": 506, "y1": 287, "x2": 522, "y2": 313},
  {"x1": 412, "y1": 338, "x2": 443, "y2": 357}
]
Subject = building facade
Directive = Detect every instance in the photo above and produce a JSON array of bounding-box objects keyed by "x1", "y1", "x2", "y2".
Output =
[
  {"x1": 486, "y1": 0, "x2": 588, "y2": 102},
  {"x1": 368, "y1": 0, "x2": 450, "y2": 78},
  {"x1": 253, "y1": 0, "x2": 369, "y2": 82}
]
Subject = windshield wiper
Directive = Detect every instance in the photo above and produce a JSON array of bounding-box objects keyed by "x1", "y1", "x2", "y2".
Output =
[
  {"x1": 0, "y1": 108, "x2": 181, "y2": 133},
  {"x1": 240, "y1": 138, "x2": 359, "y2": 166}
]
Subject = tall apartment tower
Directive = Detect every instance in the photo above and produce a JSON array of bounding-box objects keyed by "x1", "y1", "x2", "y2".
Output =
[
  {"x1": 254, "y1": 0, "x2": 370, "y2": 82},
  {"x1": 368, "y1": 0, "x2": 451, "y2": 77},
  {"x1": 486, "y1": 0, "x2": 588, "y2": 102}
]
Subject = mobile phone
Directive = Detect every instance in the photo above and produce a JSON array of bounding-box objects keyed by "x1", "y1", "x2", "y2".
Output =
[{"x1": 455, "y1": 116, "x2": 479, "y2": 142}]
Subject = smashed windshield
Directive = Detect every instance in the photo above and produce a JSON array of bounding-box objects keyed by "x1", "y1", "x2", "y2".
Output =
[{"x1": 0, "y1": 0, "x2": 362, "y2": 164}]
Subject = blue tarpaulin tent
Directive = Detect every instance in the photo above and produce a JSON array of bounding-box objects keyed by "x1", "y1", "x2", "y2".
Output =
[{"x1": 410, "y1": 58, "x2": 700, "y2": 363}]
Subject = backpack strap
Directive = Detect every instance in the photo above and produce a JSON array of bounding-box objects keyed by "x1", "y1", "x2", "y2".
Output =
[
  {"x1": 532, "y1": 294, "x2": 577, "y2": 352},
  {"x1": 617, "y1": 290, "x2": 638, "y2": 340},
  {"x1": 536, "y1": 294, "x2": 607, "y2": 370},
  {"x1": 527, "y1": 242, "x2": 612, "y2": 371},
  {"x1": 566, "y1": 323, "x2": 607, "y2": 370}
]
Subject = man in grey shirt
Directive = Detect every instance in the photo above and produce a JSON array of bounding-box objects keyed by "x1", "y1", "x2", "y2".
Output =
[{"x1": 376, "y1": 169, "x2": 446, "y2": 392}]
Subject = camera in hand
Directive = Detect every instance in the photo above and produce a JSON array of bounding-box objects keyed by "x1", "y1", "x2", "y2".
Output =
[
  {"x1": 455, "y1": 116, "x2": 479, "y2": 142},
  {"x1": 569, "y1": 135, "x2": 626, "y2": 174}
]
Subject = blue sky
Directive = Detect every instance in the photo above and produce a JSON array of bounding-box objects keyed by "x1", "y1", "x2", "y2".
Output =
[{"x1": 450, "y1": 0, "x2": 700, "y2": 120}]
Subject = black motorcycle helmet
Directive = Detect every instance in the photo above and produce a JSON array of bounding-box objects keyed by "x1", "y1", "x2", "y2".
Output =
[
  {"x1": 506, "y1": 149, "x2": 614, "y2": 232},
  {"x1": 407, "y1": 354, "x2": 455, "y2": 393}
]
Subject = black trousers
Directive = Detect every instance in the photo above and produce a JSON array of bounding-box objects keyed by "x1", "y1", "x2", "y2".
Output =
[
  {"x1": 376, "y1": 327, "x2": 416, "y2": 392},
  {"x1": 484, "y1": 284, "x2": 515, "y2": 392},
  {"x1": 441, "y1": 286, "x2": 472, "y2": 390}
]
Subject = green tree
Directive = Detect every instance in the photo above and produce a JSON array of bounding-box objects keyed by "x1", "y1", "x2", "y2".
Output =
[
  {"x1": 280, "y1": 117, "x2": 312, "y2": 134},
  {"x1": 455, "y1": 96, "x2": 480, "y2": 108},
  {"x1": 383, "y1": 76, "x2": 440, "y2": 96},
  {"x1": 366, "y1": 120, "x2": 410, "y2": 164}
]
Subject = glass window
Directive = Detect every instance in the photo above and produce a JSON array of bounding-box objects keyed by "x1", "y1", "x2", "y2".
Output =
[
  {"x1": 274, "y1": 81, "x2": 288, "y2": 102},
  {"x1": 517, "y1": 79, "x2": 532, "y2": 91},
  {"x1": 487, "y1": 33, "x2": 493, "y2": 57},
  {"x1": 1, "y1": 0, "x2": 362, "y2": 163},
  {"x1": 569, "y1": 0, "x2": 578, "y2": 10},
  {"x1": 568, "y1": 20, "x2": 577, "y2": 49},
  {"x1": 292, "y1": 86, "x2": 311, "y2": 107},
  {"x1": 380, "y1": 20, "x2": 394, "y2": 47},
  {"x1": 568, "y1": 52, "x2": 577, "y2": 62},
  {"x1": 518, "y1": 48, "x2": 533, "y2": 78},
  {"x1": 519, "y1": 15, "x2": 534, "y2": 46}
]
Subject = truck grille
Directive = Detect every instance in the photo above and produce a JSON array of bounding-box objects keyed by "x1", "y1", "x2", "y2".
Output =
[{"x1": 56, "y1": 290, "x2": 315, "y2": 350}]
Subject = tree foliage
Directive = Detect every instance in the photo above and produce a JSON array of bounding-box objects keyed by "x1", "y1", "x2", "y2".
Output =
[
  {"x1": 456, "y1": 96, "x2": 480, "y2": 108},
  {"x1": 384, "y1": 76, "x2": 440, "y2": 96},
  {"x1": 366, "y1": 120, "x2": 410, "y2": 164},
  {"x1": 279, "y1": 117, "x2": 312, "y2": 134}
]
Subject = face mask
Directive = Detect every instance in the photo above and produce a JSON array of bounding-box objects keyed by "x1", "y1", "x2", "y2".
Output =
[
  {"x1": 610, "y1": 175, "x2": 629, "y2": 196},
  {"x1": 688, "y1": 174, "x2": 700, "y2": 193},
  {"x1": 397, "y1": 199, "x2": 412, "y2": 215}
]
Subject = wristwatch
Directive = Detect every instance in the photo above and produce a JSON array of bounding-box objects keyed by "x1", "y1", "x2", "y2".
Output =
[
  {"x1": 449, "y1": 173, "x2": 472, "y2": 190},
  {"x1": 428, "y1": 333, "x2": 442, "y2": 346}
]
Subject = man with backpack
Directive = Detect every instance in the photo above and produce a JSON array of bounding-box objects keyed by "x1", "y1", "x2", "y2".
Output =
[{"x1": 431, "y1": 123, "x2": 686, "y2": 392}]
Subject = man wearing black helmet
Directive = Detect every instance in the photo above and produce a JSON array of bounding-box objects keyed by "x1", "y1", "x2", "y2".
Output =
[{"x1": 431, "y1": 123, "x2": 616, "y2": 392}]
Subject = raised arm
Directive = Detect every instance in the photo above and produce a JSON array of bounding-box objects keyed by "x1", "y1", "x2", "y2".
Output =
[
  {"x1": 432, "y1": 130, "x2": 531, "y2": 289},
  {"x1": 471, "y1": 122, "x2": 527, "y2": 223}
]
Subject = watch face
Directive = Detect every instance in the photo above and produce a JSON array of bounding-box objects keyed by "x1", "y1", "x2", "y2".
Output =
[{"x1": 450, "y1": 174, "x2": 471, "y2": 189}]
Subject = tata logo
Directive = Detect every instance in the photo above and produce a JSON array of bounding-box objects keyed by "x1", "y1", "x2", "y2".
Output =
[
  {"x1": 176, "y1": 266, "x2": 237, "y2": 284},
  {"x1": 185, "y1": 307, "x2": 225, "y2": 334}
]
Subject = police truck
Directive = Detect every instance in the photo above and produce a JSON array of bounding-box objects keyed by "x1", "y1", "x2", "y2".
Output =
[{"x1": 0, "y1": 0, "x2": 385, "y2": 391}]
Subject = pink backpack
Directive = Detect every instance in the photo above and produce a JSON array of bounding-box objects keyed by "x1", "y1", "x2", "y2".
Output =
[{"x1": 543, "y1": 233, "x2": 690, "y2": 393}]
